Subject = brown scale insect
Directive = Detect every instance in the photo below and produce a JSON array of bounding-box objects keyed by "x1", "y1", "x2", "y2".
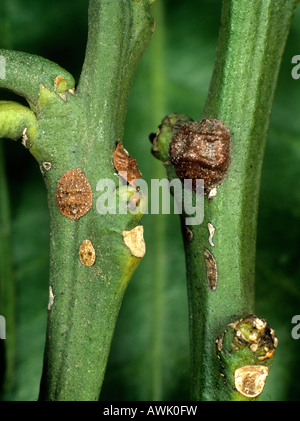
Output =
[
  {"x1": 168, "y1": 118, "x2": 232, "y2": 194},
  {"x1": 113, "y1": 142, "x2": 142, "y2": 187},
  {"x1": 56, "y1": 168, "x2": 93, "y2": 220}
]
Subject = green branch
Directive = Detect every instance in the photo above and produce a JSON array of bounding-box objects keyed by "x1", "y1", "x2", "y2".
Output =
[
  {"x1": 151, "y1": 0, "x2": 299, "y2": 401},
  {"x1": 0, "y1": 0, "x2": 154, "y2": 401},
  {"x1": 0, "y1": 49, "x2": 75, "y2": 109},
  {"x1": 190, "y1": 0, "x2": 299, "y2": 400},
  {"x1": 77, "y1": 0, "x2": 154, "y2": 150},
  {"x1": 35, "y1": 0, "x2": 153, "y2": 401},
  {"x1": 0, "y1": 101, "x2": 38, "y2": 142}
]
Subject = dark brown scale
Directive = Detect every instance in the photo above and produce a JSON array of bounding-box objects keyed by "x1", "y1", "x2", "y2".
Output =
[
  {"x1": 168, "y1": 118, "x2": 232, "y2": 194},
  {"x1": 113, "y1": 142, "x2": 142, "y2": 187}
]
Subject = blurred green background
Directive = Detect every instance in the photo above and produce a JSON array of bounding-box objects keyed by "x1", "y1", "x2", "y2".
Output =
[{"x1": 0, "y1": 0, "x2": 300, "y2": 401}]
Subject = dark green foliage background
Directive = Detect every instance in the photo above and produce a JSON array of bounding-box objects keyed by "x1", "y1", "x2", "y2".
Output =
[{"x1": 0, "y1": 0, "x2": 300, "y2": 401}]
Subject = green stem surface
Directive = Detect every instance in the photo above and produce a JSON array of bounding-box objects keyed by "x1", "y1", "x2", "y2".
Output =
[
  {"x1": 185, "y1": 0, "x2": 299, "y2": 401},
  {"x1": 0, "y1": 0, "x2": 154, "y2": 401}
]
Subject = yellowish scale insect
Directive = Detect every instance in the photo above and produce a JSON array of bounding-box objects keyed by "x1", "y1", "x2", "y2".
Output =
[{"x1": 79, "y1": 239, "x2": 96, "y2": 267}]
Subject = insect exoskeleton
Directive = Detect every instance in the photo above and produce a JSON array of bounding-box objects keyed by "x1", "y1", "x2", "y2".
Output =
[
  {"x1": 79, "y1": 239, "x2": 96, "y2": 267},
  {"x1": 113, "y1": 142, "x2": 142, "y2": 187},
  {"x1": 56, "y1": 168, "x2": 93, "y2": 220},
  {"x1": 168, "y1": 118, "x2": 232, "y2": 195}
]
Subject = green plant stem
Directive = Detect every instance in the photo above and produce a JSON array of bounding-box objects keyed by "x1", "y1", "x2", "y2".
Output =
[
  {"x1": 0, "y1": 49, "x2": 75, "y2": 109},
  {"x1": 184, "y1": 0, "x2": 299, "y2": 401},
  {"x1": 77, "y1": 0, "x2": 154, "y2": 157},
  {"x1": 0, "y1": 0, "x2": 154, "y2": 400},
  {"x1": 39, "y1": 0, "x2": 153, "y2": 401}
]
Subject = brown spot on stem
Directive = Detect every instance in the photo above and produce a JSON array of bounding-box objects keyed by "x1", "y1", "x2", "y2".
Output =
[
  {"x1": 79, "y1": 239, "x2": 96, "y2": 267},
  {"x1": 169, "y1": 118, "x2": 232, "y2": 194},
  {"x1": 54, "y1": 75, "x2": 66, "y2": 91},
  {"x1": 122, "y1": 225, "x2": 146, "y2": 258},
  {"x1": 113, "y1": 143, "x2": 142, "y2": 186},
  {"x1": 216, "y1": 332, "x2": 225, "y2": 352},
  {"x1": 234, "y1": 365, "x2": 269, "y2": 398},
  {"x1": 204, "y1": 248, "x2": 218, "y2": 291},
  {"x1": 54, "y1": 75, "x2": 73, "y2": 100},
  {"x1": 56, "y1": 169, "x2": 92, "y2": 220},
  {"x1": 185, "y1": 226, "x2": 193, "y2": 242}
]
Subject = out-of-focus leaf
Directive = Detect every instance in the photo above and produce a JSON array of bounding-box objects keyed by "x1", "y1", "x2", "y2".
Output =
[{"x1": 1, "y1": 146, "x2": 49, "y2": 401}]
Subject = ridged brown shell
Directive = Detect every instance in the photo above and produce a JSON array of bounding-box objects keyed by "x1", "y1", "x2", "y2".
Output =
[
  {"x1": 168, "y1": 118, "x2": 232, "y2": 194},
  {"x1": 113, "y1": 142, "x2": 142, "y2": 186},
  {"x1": 56, "y1": 168, "x2": 92, "y2": 220}
]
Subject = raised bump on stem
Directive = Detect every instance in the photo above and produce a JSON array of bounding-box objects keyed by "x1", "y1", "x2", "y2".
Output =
[
  {"x1": 0, "y1": 101, "x2": 38, "y2": 143},
  {"x1": 0, "y1": 49, "x2": 75, "y2": 108}
]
